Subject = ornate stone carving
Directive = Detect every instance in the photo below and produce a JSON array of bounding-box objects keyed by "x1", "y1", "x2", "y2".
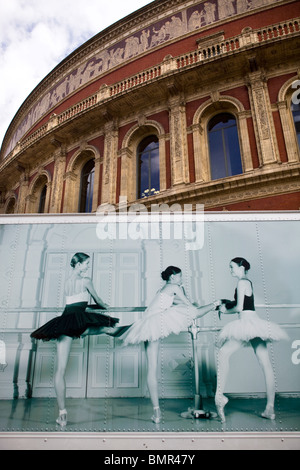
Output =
[
  {"x1": 102, "y1": 121, "x2": 119, "y2": 205},
  {"x1": 247, "y1": 71, "x2": 280, "y2": 166},
  {"x1": 168, "y1": 95, "x2": 189, "y2": 185}
]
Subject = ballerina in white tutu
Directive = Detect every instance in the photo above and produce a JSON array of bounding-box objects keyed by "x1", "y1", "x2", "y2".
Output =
[
  {"x1": 215, "y1": 257, "x2": 288, "y2": 423},
  {"x1": 120, "y1": 266, "x2": 221, "y2": 424}
]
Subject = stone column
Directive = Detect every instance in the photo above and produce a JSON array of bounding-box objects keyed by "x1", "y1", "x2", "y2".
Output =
[
  {"x1": 191, "y1": 122, "x2": 210, "y2": 183},
  {"x1": 237, "y1": 110, "x2": 254, "y2": 172},
  {"x1": 101, "y1": 120, "x2": 119, "y2": 205},
  {"x1": 118, "y1": 147, "x2": 132, "y2": 203},
  {"x1": 62, "y1": 171, "x2": 77, "y2": 213},
  {"x1": 247, "y1": 71, "x2": 280, "y2": 167},
  {"x1": 277, "y1": 100, "x2": 300, "y2": 163},
  {"x1": 168, "y1": 95, "x2": 190, "y2": 186},
  {"x1": 25, "y1": 194, "x2": 37, "y2": 214},
  {"x1": 158, "y1": 133, "x2": 167, "y2": 192},
  {"x1": 50, "y1": 148, "x2": 66, "y2": 213},
  {"x1": 16, "y1": 170, "x2": 29, "y2": 214},
  {"x1": 92, "y1": 155, "x2": 101, "y2": 212},
  {"x1": 45, "y1": 181, "x2": 52, "y2": 213}
]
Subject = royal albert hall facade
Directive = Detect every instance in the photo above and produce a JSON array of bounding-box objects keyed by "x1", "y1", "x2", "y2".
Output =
[{"x1": 0, "y1": 0, "x2": 300, "y2": 215}]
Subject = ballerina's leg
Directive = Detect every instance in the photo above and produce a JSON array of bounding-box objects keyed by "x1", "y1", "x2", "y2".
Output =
[
  {"x1": 145, "y1": 340, "x2": 161, "y2": 423},
  {"x1": 251, "y1": 338, "x2": 276, "y2": 419},
  {"x1": 216, "y1": 339, "x2": 241, "y2": 394},
  {"x1": 82, "y1": 326, "x2": 116, "y2": 336},
  {"x1": 215, "y1": 339, "x2": 241, "y2": 421},
  {"x1": 55, "y1": 335, "x2": 72, "y2": 423}
]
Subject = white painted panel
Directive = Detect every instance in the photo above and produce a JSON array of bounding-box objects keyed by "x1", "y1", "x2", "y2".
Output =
[
  {"x1": 88, "y1": 351, "x2": 114, "y2": 389},
  {"x1": 115, "y1": 350, "x2": 140, "y2": 388}
]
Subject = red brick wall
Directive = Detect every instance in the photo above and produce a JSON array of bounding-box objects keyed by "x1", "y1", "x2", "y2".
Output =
[
  {"x1": 187, "y1": 133, "x2": 195, "y2": 183},
  {"x1": 118, "y1": 122, "x2": 136, "y2": 150},
  {"x1": 246, "y1": 118, "x2": 259, "y2": 169},
  {"x1": 116, "y1": 156, "x2": 122, "y2": 204},
  {"x1": 209, "y1": 191, "x2": 300, "y2": 211},
  {"x1": 88, "y1": 136, "x2": 105, "y2": 155}
]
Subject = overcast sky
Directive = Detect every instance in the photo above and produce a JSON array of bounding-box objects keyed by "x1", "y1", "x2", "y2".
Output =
[{"x1": 0, "y1": 0, "x2": 153, "y2": 150}]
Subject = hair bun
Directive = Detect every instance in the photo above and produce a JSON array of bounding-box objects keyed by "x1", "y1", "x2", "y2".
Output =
[
  {"x1": 161, "y1": 266, "x2": 181, "y2": 281},
  {"x1": 231, "y1": 257, "x2": 251, "y2": 272},
  {"x1": 70, "y1": 252, "x2": 90, "y2": 268},
  {"x1": 244, "y1": 259, "x2": 251, "y2": 271}
]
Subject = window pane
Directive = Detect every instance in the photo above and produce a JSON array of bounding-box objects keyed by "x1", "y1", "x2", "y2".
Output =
[
  {"x1": 208, "y1": 113, "x2": 242, "y2": 180},
  {"x1": 292, "y1": 102, "x2": 300, "y2": 149},
  {"x1": 85, "y1": 167, "x2": 95, "y2": 212},
  {"x1": 223, "y1": 125, "x2": 243, "y2": 176},
  {"x1": 79, "y1": 160, "x2": 95, "y2": 213},
  {"x1": 38, "y1": 185, "x2": 47, "y2": 213},
  {"x1": 139, "y1": 152, "x2": 150, "y2": 198},
  {"x1": 137, "y1": 136, "x2": 159, "y2": 198},
  {"x1": 208, "y1": 131, "x2": 227, "y2": 180},
  {"x1": 6, "y1": 199, "x2": 15, "y2": 214},
  {"x1": 208, "y1": 113, "x2": 236, "y2": 132},
  {"x1": 150, "y1": 146, "x2": 160, "y2": 194}
]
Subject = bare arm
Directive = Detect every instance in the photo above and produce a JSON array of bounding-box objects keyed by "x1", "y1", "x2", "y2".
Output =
[
  {"x1": 219, "y1": 280, "x2": 248, "y2": 315},
  {"x1": 172, "y1": 284, "x2": 193, "y2": 306},
  {"x1": 84, "y1": 278, "x2": 109, "y2": 309},
  {"x1": 173, "y1": 285, "x2": 220, "y2": 319}
]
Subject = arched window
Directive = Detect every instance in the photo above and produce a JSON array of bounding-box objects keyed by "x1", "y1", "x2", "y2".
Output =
[
  {"x1": 292, "y1": 101, "x2": 300, "y2": 149},
  {"x1": 137, "y1": 135, "x2": 159, "y2": 198},
  {"x1": 6, "y1": 198, "x2": 16, "y2": 214},
  {"x1": 79, "y1": 160, "x2": 95, "y2": 213},
  {"x1": 208, "y1": 113, "x2": 243, "y2": 180},
  {"x1": 38, "y1": 185, "x2": 47, "y2": 213}
]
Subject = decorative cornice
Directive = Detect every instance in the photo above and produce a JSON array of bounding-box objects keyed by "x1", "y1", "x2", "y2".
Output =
[{"x1": 140, "y1": 163, "x2": 300, "y2": 209}]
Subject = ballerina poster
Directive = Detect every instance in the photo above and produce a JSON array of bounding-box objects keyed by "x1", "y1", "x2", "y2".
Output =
[{"x1": 0, "y1": 210, "x2": 299, "y2": 450}]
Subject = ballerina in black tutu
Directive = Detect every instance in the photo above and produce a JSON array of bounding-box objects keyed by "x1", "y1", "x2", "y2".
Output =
[{"x1": 31, "y1": 252, "x2": 119, "y2": 427}]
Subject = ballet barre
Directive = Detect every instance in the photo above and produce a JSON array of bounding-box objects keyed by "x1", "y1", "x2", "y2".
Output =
[
  {"x1": 181, "y1": 320, "x2": 221, "y2": 419},
  {"x1": 1, "y1": 307, "x2": 296, "y2": 407},
  {"x1": 85, "y1": 306, "x2": 146, "y2": 313}
]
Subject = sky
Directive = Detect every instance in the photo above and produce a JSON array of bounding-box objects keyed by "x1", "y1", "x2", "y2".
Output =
[{"x1": 0, "y1": 0, "x2": 153, "y2": 150}]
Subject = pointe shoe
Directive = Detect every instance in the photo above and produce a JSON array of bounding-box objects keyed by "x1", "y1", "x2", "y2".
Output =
[
  {"x1": 56, "y1": 410, "x2": 67, "y2": 427},
  {"x1": 151, "y1": 407, "x2": 161, "y2": 424},
  {"x1": 215, "y1": 393, "x2": 228, "y2": 423},
  {"x1": 261, "y1": 406, "x2": 275, "y2": 420}
]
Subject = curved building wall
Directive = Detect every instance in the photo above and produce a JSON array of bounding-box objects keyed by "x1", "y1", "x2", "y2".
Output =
[{"x1": 0, "y1": 0, "x2": 300, "y2": 214}]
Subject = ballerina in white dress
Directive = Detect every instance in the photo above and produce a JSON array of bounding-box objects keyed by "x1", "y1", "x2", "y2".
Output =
[
  {"x1": 120, "y1": 266, "x2": 221, "y2": 424},
  {"x1": 215, "y1": 257, "x2": 288, "y2": 423}
]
